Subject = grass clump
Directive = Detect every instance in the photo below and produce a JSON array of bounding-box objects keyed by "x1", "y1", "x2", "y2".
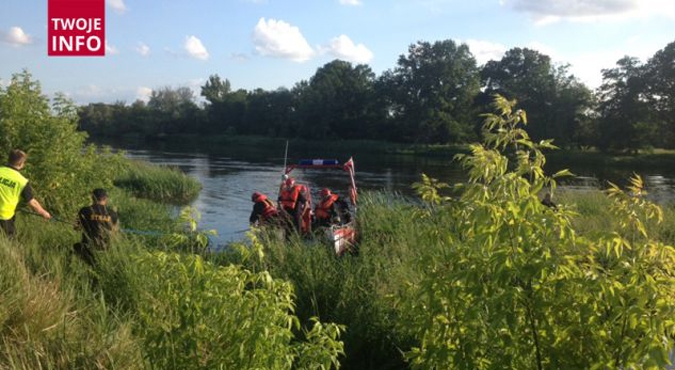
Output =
[{"x1": 113, "y1": 159, "x2": 201, "y2": 204}]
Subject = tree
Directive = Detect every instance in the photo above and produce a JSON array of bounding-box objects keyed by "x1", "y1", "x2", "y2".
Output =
[
  {"x1": 201, "y1": 74, "x2": 231, "y2": 104},
  {"x1": 380, "y1": 40, "x2": 480, "y2": 143},
  {"x1": 481, "y1": 48, "x2": 592, "y2": 146},
  {"x1": 644, "y1": 40, "x2": 675, "y2": 147},
  {"x1": 147, "y1": 86, "x2": 199, "y2": 134},
  {"x1": 244, "y1": 88, "x2": 294, "y2": 137},
  {"x1": 0, "y1": 70, "x2": 119, "y2": 214},
  {"x1": 550, "y1": 65, "x2": 594, "y2": 146},
  {"x1": 596, "y1": 56, "x2": 654, "y2": 152},
  {"x1": 294, "y1": 60, "x2": 380, "y2": 139}
]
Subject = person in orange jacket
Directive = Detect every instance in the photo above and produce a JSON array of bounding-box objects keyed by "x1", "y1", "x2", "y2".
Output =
[
  {"x1": 314, "y1": 188, "x2": 350, "y2": 228},
  {"x1": 278, "y1": 177, "x2": 310, "y2": 234},
  {"x1": 249, "y1": 191, "x2": 280, "y2": 226}
]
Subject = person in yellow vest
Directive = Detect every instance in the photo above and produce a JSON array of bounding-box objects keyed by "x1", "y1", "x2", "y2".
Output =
[{"x1": 0, "y1": 149, "x2": 51, "y2": 237}]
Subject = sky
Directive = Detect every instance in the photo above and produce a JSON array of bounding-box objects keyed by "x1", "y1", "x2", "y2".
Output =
[{"x1": 0, "y1": 0, "x2": 674, "y2": 105}]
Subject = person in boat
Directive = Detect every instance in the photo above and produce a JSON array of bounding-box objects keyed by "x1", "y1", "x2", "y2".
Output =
[
  {"x1": 314, "y1": 188, "x2": 351, "y2": 228},
  {"x1": 0, "y1": 149, "x2": 51, "y2": 238},
  {"x1": 278, "y1": 177, "x2": 309, "y2": 233},
  {"x1": 541, "y1": 192, "x2": 557, "y2": 210},
  {"x1": 249, "y1": 191, "x2": 280, "y2": 226},
  {"x1": 73, "y1": 188, "x2": 119, "y2": 266}
]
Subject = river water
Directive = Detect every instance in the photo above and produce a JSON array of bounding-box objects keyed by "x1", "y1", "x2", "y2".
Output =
[{"x1": 118, "y1": 144, "x2": 675, "y2": 246}]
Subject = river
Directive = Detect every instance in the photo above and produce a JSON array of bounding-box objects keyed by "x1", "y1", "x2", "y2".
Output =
[{"x1": 116, "y1": 142, "x2": 675, "y2": 246}]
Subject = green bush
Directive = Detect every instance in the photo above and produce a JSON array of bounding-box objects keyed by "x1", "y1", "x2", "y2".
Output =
[
  {"x1": 405, "y1": 95, "x2": 675, "y2": 369},
  {"x1": 101, "y1": 246, "x2": 344, "y2": 369},
  {"x1": 0, "y1": 70, "x2": 124, "y2": 216}
]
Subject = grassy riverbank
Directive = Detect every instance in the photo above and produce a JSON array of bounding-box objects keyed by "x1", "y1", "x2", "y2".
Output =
[
  {"x1": 8, "y1": 178, "x2": 675, "y2": 369},
  {"x1": 218, "y1": 189, "x2": 675, "y2": 369},
  {"x1": 1, "y1": 162, "x2": 344, "y2": 369},
  {"x1": 6, "y1": 73, "x2": 675, "y2": 368},
  {"x1": 1, "y1": 72, "x2": 346, "y2": 369}
]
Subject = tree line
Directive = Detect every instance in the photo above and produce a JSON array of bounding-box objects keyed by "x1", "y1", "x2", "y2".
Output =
[{"x1": 78, "y1": 38, "x2": 675, "y2": 152}]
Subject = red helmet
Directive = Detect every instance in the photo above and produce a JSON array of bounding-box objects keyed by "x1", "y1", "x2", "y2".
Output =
[
  {"x1": 251, "y1": 192, "x2": 264, "y2": 202},
  {"x1": 320, "y1": 188, "x2": 332, "y2": 197},
  {"x1": 284, "y1": 177, "x2": 295, "y2": 188}
]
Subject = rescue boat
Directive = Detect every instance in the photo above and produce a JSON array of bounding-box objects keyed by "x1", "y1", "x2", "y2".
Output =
[{"x1": 281, "y1": 157, "x2": 357, "y2": 256}]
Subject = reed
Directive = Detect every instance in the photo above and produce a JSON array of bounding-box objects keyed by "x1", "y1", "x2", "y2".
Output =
[{"x1": 113, "y1": 159, "x2": 201, "y2": 204}]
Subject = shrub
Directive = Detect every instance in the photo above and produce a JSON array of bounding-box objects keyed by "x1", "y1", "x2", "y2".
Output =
[
  {"x1": 405, "y1": 95, "x2": 675, "y2": 369},
  {"x1": 106, "y1": 246, "x2": 344, "y2": 369},
  {"x1": 0, "y1": 70, "x2": 123, "y2": 215}
]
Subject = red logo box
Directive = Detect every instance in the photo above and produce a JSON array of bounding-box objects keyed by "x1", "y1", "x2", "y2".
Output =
[{"x1": 48, "y1": 0, "x2": 105, "y2": 56}]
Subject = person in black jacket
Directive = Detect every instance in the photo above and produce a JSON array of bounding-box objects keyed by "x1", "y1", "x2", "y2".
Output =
[
  {"x1": 541, "y1": 192, "x2": 558, "y2": 210},
  {"x1": 73, "y1": 188, "x2": 118, "y2": 266}
]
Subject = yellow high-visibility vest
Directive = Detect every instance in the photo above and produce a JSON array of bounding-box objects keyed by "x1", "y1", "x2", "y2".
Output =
[{"x1": 0, "y1": 167, "x2": 28, "y2": 220}]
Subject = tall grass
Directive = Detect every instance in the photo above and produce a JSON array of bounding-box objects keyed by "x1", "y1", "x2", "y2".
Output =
[
  {"x1": 223, "y1": 192, "x2": 439, "y2": 370},
  {"x1": 221, "y1": 188, "x2": 675, "y2": 369},
  {"x1": 2, "y1": 184, "x2": 343, "y2": 369},
  {"x1": 559, "y1": 189, "x2": 675, "y2": 245},
  {"x1": 0, "y1": 220, "x2": 144, "y2": 369},
  {"x1": 113, "y1": 159, "x2": 201, "y2": 204}
]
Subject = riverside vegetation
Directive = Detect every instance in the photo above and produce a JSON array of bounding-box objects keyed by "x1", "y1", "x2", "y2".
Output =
[
  {"x1": 229, "y1": 96, "x2": 675, "y2": 369},
  {"x1": 0, "y1": 71, "x2": 343, "y2": 369},
  {"x1": 3, "y1": 71, "x2": 675, "y2": 369}
]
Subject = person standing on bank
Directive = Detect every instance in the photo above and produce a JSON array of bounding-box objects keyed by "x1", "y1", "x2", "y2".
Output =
[
  {"x1": 74, "y1": 188, "x2": 118, "y2": 266},
  {"x1": 541, "y1": 192, "x2": 558, "y2": 210},
  {"x1": 0, "y1": 149, "x2": 51, "y2": 237}
]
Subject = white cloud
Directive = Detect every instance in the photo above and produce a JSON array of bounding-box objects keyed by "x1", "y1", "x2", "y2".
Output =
[
  {"x1": 567, "y1": 42, "x2": 659, "y2": 89},
  {"x1": 105, "y1": 41, "x2": 119, "y2": 55},
  {"x1": 107, "y1": 0, "x2": 128, "y2": 14},
  {"x1": 339, "y1": 0, "x2": 362, "y2": 6},
  {"x1": 2, "y1": 26, "x2": 33, "y2": 46},
  {"x1": 230, "y1": 52, "x2": 250, "y2": 61},
  {"x1": 136, "y1": 87, "x2": 153, "y2": 102},
  {"x1": 69, "y1": 85, "x2": 108, "y2": 103},
  {"x1": 252, "y1": 18, "x2": 315, "y2": 62},
  {"x1": 323, "y1": 35, "x2": 373, "y2": 63},
  {"x1": 465, "y1": 39, "x2": 507, "y2": 65},
  {"x1": 184, "y1": 36, "x2": 209, "y2": 60},
  {"x1": 525, "y1": 41, "x2": 558, "y2": 59},
  {"x1": 136, "y1": 42, "x2": 150, "y2": 56},
  {"x1": 503, "y1": 0, "x2": 675, "y2": 23}
]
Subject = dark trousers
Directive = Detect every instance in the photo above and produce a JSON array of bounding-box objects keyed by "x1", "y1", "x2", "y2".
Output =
[
  {"x1": 73, "y1": 242, "x2": 97, "y2": 266},
  {"x1": 0, "y1": 217, "x2": 16, "y2": 238}
]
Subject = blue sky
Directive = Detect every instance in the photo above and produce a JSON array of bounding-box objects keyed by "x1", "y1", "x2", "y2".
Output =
[{"x1": 1, "y1": 0, "x2": 674, "y2": 104}]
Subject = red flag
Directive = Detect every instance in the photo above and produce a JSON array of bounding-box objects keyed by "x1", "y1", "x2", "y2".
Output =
[
  {"x1": 344, "y1": 157, "x2": 354, "y2": 172},
  {"x1": 344, "y1": 157, "x2": 357, "y2": 205}
]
